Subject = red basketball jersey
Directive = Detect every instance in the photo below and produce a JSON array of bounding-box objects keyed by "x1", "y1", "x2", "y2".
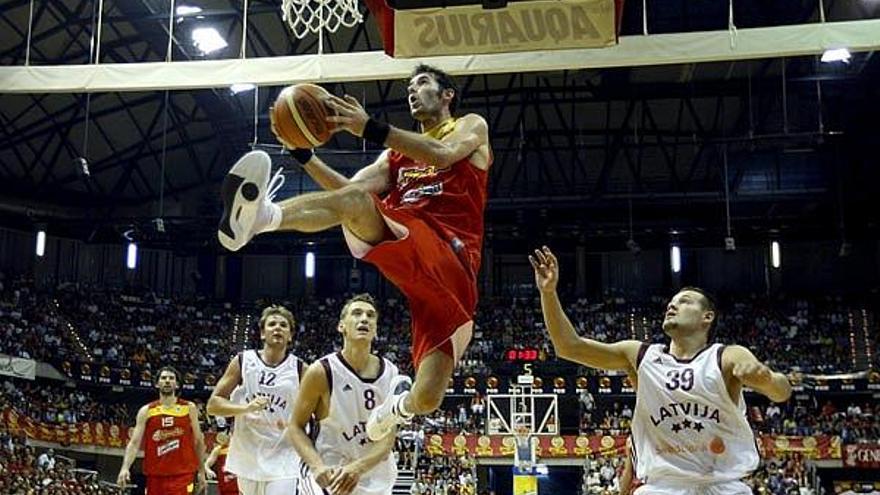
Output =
[
  {"x1": 382, "y1": 118, "x2": 490, "y2": 279},
  {"x1": 142, "y1": 399, "x2": 198, "y2": 476}
]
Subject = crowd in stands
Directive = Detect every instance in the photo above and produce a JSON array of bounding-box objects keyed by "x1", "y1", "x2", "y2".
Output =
[
  {"x1": 580, "y1": 452, "x2": 814, "y2": 495},
  {"x1": 1, "y1": 275, "x2": 870, "y2": 380},
  {"x1": 0, "y1": 377, "x2": 130, "y2": 427},
  {"x1": 751, "y1": 399, "x2": 880, "y2": 442},
  {"x1": 0, "y1": 275, "x2": 875, "y2": 494},
  {"x1": 0, "y1": 428, "x2": 118, "y2": 494},
  {"x1": 409, "y1": 448, "x2": 477, "y2": 495}
]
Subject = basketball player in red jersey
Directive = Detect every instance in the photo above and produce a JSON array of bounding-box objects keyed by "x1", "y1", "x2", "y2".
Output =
[
  {"x1": 217, "y1": 64, "x2": 490, "y2": 441},
  {"x1": 205, "y1": 431, "x2": 238, "y2": 495},
  {"x1": 117, "y1": 366, "x2": 207, "y2": 494}
]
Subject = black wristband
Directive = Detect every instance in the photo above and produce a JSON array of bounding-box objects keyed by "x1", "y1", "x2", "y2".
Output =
[
  {"x1": 362, "y1": 119, "x2": 391, "y2": 146},
  {"x1": 289, "y1": 148, "x2": 314, "y2": 166}
]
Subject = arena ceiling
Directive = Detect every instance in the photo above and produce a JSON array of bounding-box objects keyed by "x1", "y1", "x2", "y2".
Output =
[{"x1": 0, "y1": 0, "x2": 879, "y2": 253}]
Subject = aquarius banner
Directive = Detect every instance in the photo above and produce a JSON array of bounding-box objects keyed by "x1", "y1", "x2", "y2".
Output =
[
  {"x1": 426, "y1": 433, "x2": 842, "y2": 460},
  {"x1": 392, "y1": 0, "x2": 619, "y2": 58}
]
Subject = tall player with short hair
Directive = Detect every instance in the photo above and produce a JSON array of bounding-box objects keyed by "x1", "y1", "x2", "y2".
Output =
[
  {"x1": 530, "y1": 246, "x2": 792, "y2": 494},
  {"x1": 218, "y1": 64, "x2": 491, "y2": 440},
  {"x1": 207, "y1": 304, "x2": 305, "y2": 495},
  {"x1": 117, "y1": 366, "x2": 206, "y2": 494},
  {"x1": 287, "y1": 293, "x2": 400, "y2": 495}
]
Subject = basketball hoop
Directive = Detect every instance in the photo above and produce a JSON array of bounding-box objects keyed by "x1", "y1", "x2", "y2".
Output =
[
  {"x1": 514, "y1": 424, "x2": 534, "y2": 470},
  {"x1": 281, "y1": 0, "x2": 363, "y2": 39}
]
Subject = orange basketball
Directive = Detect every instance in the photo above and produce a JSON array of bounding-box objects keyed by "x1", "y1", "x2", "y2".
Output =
[{"x1": 270, "y1": 83, "x2": 336, "y2": 149}]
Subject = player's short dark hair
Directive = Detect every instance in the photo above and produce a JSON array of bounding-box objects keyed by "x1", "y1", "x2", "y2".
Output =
[
  {"x1": 156, "y1": 366, "x2": 180, "y2": 384},
  {"x1": 411, "y1": 64, "x2": 459, "y2": 114},
  {"x1": 339, "y1": 293, "x2": 379, "y2": 322},
  {"x1": 679, "y1": 286, "x2": 719, "y2": 335}
]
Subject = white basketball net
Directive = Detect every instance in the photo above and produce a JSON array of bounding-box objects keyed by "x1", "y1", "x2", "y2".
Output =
[{"x1": 281, "y1": 0, "x2": 363, "y2": 39}]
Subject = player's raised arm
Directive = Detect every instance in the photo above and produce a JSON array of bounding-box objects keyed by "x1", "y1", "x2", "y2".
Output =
[
  {"x1": 326, "y1": 94, "x2": 488, "y2": 170},
  {"x1": 117, "y1": 404, "x2": 148, "y2": 487},
  {"x1": 722, "y1": 345, "x2": 792, "y2": 403},
  {"x1": 299, "y1": 149, "x2": 391, "y2": 194},
  {"x1": 286, "y1": 361, "x2": 336, "y2": 488},
  {"x1": 206, "y1": 355, "x2": 268, "y2": 417},
  {"x1": 530, "y1": 246, "x2": 642, "y2": 371}
]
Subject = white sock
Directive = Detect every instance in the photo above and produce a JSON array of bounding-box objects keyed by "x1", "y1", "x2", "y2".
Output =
[
  {"x1": 259, "y1": 203, "x2": 282, "y2": 233},
  {"x1": 393, "y1": 392, "x2": 414, "y2": 420}
]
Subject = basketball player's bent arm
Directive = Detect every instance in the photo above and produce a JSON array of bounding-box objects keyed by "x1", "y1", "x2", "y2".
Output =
[
  {"x1": 207, "y1": 356, "x2": 267, "y2": 417},
  {"x1": 286, "y1": 363, "x2": 336, "y2": 486},
  {"x1": 117, "y1": 405, "x2": 148, "y2": 486},
  {"x1": 722, "y1": 345, "x2": 792, "y2": 403},
  {"x1": 383, "y1": 113, "x2": 489, "y2": 169},
  {"x1": 187, "y1": 402, "x2": 208, "y2": 481},
  {"x1": 301, "y1": 150, "x2": 391, "y2": 194},
  {"x1": 326, "y1": 95, "x2": 489, "y2": 169},
  {"x1": 204, "y1": 445, "x2": 221, "y2": 478},
  {"x1": 531, "y1": 246, "x2": 641, "y2": 372}
]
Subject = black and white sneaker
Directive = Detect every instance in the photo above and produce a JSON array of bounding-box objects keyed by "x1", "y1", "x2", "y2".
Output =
[{"x1": 217, "y1": 150, "x2": 285, "y2": 251}]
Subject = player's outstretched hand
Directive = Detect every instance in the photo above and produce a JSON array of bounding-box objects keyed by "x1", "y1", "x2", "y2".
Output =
[
  {"x1": 732, "y1": 361, "x2": 772, "y2": 386},
  {"x1": 329, "y1": 463, "x2": 362, "y2": 495},
  {"x1": 313, "y1": 465, "x2": 338, "y2": 488},
  {"x1": 116, "y1": 468, "x2": 130, "y2": 487},
  {"x1": 246, "y1": 395, "x2": 270, "y2": 413},
  {"x1": 325, "y1": 95, "x2": 369, "y2": 137},
  {"x1": 204, "y1": 466, "x2": 216, "y2": 480},
  {"x1": 529, "y1": 246, "x2": 559, "y2": 294}
]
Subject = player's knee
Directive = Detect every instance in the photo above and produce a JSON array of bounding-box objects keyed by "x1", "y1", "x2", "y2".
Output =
[{"x1": 336, "y1": 185, "x2": 373, "y2": 220}]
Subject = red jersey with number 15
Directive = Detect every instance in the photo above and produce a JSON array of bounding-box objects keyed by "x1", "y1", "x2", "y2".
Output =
[
  {"x1": 381, "y1": 118, "x2": 490, "y2": 280},
  {"x1": 142, "y1": 399, "x2": 198, "y2": 476}
]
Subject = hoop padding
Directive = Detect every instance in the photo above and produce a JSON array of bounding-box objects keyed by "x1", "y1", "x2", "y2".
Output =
[{"x1": 281, "y1": 0, "x2": 363, "y2": 39}]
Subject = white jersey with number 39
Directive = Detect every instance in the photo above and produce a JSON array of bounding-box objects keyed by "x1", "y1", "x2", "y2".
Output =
[{"x1": 631, "y1": 343, "x2": 759, "y2": 484}]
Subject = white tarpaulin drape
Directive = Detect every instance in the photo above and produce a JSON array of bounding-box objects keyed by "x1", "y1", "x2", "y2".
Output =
[
  {"x1": 1, "y1": 19, "x2": 879, "y2": 93},
  {"x1": 0, "y1": 353, "x2": 37, "y2": 380}
]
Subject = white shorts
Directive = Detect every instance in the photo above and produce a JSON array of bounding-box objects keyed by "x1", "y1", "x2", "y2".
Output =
[
  {"x1": 634, "y1": 480, "x2": 751, "y2": 495},
  {"x1": 297, "y1": 474, "x2": 330, "y2": 495},
  {"x1": 236, "y1": 477, "x2": 299, "y2": 495}
]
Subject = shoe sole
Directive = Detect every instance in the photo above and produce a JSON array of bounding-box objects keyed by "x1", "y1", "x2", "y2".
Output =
[{"x1": 218, "y1": 151, "x2": 271, "y2": 251}]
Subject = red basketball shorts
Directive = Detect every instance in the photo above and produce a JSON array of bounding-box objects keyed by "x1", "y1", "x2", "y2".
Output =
[
  {"x1": 146, "y1": 473, "x2": 194, "y2": 495},
  {"x1": 343, "y1": 199, "x2": 477, "y2": 367}
]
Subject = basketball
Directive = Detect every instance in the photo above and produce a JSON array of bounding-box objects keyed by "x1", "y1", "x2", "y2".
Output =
[{"x1": 270, "y1": 83, "x2": 336, "y2": 149}]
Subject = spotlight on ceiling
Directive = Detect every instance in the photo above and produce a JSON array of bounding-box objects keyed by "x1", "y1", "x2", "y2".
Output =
[
  {"x1": 821, "y1": 48, "x2": 851, "y2": 64},
  {"x1": 176, "y1": 5, "x2": 203, "y2": 16},
  {"x1": 230, "y1": 83, "x2": 256, "y2": 94},
  {"x1": 192, "y1": 27, "x2": 228, "y2": 55}
]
